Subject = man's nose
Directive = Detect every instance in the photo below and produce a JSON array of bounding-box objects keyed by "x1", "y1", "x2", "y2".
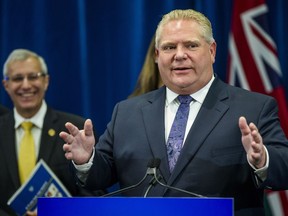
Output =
[
  {"x1": 174, "y1": 47, "x2": 187, "y2": 60},
  {"x1": 21, "y1": 77, "x2": 33, "y2": 87}
]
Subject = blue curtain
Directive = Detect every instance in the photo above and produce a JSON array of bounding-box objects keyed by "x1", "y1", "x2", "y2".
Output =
[{"x1": 0, "y1": 0, "x2": 287, "y2": 135}]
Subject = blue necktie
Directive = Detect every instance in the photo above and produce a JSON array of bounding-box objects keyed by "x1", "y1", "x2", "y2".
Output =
[{"x1": 167, "y1": 95, "x2": 193, "y2": 173}]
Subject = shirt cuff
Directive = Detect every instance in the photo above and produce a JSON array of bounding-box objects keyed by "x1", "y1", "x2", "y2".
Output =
[
  {"x1": 247, "y1": 145, "x2": 269, "y2": 182},
  {"x1": 73, "y1": 148, "x2": 95, "y2": 183}
]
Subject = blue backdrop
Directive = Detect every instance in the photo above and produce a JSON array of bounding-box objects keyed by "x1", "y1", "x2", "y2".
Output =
[{"x1": 1, "y1": 0, "x2": 287, "y2": 136}]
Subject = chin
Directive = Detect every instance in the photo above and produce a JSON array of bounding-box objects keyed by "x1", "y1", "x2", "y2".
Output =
[{"x1": 19, "y1": 103, "x2": 38, "y2": 110}]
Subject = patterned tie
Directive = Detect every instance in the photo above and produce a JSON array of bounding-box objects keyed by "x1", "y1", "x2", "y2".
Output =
[
  {"x1": 18, "y1": 121, "x2": 36, "y2": 184},
  {"x1": 167, "y1": 95, "x2": 193, "y2": 173}
]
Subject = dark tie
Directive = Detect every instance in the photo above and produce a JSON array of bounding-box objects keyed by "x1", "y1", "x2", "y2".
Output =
[{"x1": 167, "y1": 95, "x2": 193, "y2": 173}]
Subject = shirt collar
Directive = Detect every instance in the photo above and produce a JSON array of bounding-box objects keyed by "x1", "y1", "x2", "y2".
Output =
[
  {"x1": 166, "y1": 75, "x2": 215, "y2": 106},
  {"x1": 14, "y1": 100, "x2": 47, "y2": 129}
]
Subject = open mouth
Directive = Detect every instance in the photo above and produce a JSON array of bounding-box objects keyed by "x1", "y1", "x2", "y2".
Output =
[{"x1": 172, "y1": 67, "x2": 192, "y2": 73}]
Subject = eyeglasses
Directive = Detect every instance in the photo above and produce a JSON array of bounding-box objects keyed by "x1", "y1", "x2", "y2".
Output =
[{"x1": 4, "y1": 72, "x2": 46, "y2": 83}]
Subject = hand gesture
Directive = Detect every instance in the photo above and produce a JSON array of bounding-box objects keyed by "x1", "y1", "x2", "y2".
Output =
[
  {"x1": 60, "y1": 119, "x2": 95, "y2": 165},
  {"x1": 239, "y1": 116, "x2": 266, "y2": 169}
]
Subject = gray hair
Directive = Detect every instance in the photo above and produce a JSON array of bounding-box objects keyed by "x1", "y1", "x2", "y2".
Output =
[
  {"x1": 155, "y1": 9, "x2": 215, "y2": 48},
  {"x1": 3, "y1": 49, "x2": 48, "y2": 77}
]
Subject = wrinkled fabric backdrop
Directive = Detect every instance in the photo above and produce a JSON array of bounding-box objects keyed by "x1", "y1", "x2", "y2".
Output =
[{"x1": 0, "y1": 0, "x2": 287, "y2": 136}]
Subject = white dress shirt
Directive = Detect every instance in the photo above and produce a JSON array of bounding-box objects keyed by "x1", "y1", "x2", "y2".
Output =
[{"x1": 165, "y1": 76, "x2": 214, "y2": 144}]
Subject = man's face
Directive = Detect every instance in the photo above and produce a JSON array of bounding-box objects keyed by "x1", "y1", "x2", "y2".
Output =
[
  {"x1": 3, "y1": 57, "x2": 49, "y2": 118},
  {"x1": 155, "y1": 19, "x2": 216, "y2": 95}
]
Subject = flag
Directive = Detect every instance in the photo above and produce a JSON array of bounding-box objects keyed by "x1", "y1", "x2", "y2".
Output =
[{"x1": 227, "y1": 0, "x2": 288, "y2": 215}]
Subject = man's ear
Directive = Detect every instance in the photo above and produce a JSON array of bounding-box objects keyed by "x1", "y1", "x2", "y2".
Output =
[
  {"x1": 155, "y1": 49, "x2": 159, "y2": 63},
  {"x1": 2, "y1": 79, "x2": 8, "y2": 92},
  {"x1": 210, "y1": 41, "x2": 217, "y2": 63}
]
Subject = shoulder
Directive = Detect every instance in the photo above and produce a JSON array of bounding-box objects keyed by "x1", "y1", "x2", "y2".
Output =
[
  {"x1": 227, "y1": 84, "x2": 275, "y2": 103},
  {"x1": 118, "y1": 87, "x2": 165, "y2": 107},
  {"x1": 0, "y1": 111, "x2": 14, "y2": 126},
  {"x1": 0, "y1": 105, "x2": 9, "y2": 116},
  {"x1": 214, "y1": 77, "x2": 275, "y2": 102}
]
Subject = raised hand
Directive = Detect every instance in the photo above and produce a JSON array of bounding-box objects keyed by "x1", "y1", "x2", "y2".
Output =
[
  {"x1": 60, "y1": 119, "x2": 95, "y2": 165},
  {"x1": 239, "y1": 116, "x2": 266, "y2": 169}
]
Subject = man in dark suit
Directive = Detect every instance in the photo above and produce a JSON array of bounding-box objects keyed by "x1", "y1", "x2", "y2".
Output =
[
  {"x1": 60, "y1": 9, "x2": 288, "y2": 216},
  {"x1": 0, "y1": 49, "x2": 103, "y2": 215}
]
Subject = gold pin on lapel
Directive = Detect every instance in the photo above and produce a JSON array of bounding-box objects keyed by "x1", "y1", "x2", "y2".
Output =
[{"x1": 48, "y1": 129, "x2": 56, "y2": 137}]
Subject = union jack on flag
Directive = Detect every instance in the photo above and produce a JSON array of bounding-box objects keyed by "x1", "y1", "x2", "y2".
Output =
[{"x1": 227, "y1": 0, "x2": 288, "y2": 215}]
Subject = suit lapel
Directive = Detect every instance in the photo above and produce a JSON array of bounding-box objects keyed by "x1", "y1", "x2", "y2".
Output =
[
  {"x1": 141, "y1": 87, "x2": 171, "y2": 181},
  {"x1": 38, "y1": 108, "x2": 58, "y2": 162},
  {"x1": 167, "y1": 78, "x2": 230, "y2": 185},
  {"x1": 0, "y1": 109, "x2": 59, "y2": 190}
]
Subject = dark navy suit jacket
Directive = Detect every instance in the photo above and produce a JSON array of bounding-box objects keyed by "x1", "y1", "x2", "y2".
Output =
[{"x1": 85, "y1": 77, "x2": 288, "y2": 216}]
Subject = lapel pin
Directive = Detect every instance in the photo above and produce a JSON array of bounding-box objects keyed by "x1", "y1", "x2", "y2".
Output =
[{"x1": 48, "y1": 129, "x2": 56, "y2": 137}]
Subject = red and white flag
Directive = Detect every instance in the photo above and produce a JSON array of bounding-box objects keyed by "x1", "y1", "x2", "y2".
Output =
[{"x1": 227, "y1": 0, "x2": 288, "y2": 215}]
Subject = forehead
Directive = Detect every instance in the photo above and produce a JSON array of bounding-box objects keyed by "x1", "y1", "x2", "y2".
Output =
[
  {"x1": 160, "y1": 19, "x2": 202, "y2": 43},
  {"x1": 8, "y1": 57, "x2": 41, "y2": 74}
]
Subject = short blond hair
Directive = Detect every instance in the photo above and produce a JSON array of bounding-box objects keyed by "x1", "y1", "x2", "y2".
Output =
[{"x1": 155, "y1": 9, "x2": 214, "y2": 48}]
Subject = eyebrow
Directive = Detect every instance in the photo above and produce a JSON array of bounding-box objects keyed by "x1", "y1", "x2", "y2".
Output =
[{"x1": 161, "y1": 38, "x2": 201, "y2": 45}]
